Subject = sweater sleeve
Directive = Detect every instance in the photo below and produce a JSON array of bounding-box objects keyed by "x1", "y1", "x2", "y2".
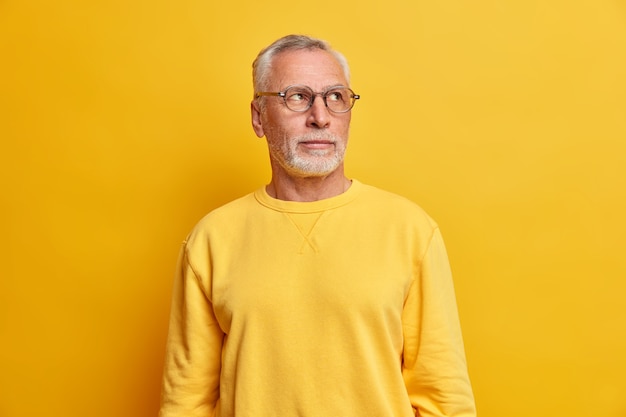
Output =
[
  {"x1": 401, "y1": 227, "x2": 476, "y2": 417},
  {"x1": 159, "y1": 241, "x2": 224, "y2": 417}
]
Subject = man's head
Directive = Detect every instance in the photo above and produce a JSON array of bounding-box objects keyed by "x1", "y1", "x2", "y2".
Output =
[
  {"x1": 252, "y1": 35, "x2": 351, "y2": 98},
  {"x1": 250, "y1": 35, "x2": 357, "y2": 181}
]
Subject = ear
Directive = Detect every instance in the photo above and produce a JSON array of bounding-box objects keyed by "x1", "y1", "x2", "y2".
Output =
[{"x1": 251, "y1": 100, "x2": 265, "y2": 138}]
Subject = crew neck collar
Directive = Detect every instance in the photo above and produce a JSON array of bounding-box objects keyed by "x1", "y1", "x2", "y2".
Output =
[{"x1": 254, "y1": 179, "x2": 362, "y2": 213}]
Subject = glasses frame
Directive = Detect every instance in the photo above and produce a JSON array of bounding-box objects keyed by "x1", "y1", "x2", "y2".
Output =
[{"x1": 255, "y1": 84, "x2": 360, "y2": 113}]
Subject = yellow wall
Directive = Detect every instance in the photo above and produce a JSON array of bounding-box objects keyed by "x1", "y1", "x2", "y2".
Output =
[{"x1": 1, "y1": 1, "x2": 625, "y2": 416}]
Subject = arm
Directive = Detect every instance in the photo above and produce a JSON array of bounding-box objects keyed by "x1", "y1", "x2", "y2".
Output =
[
  {"x1": 402, "y1": 228, "x2": 476, "y2": 417},
  {"x1": 159, "y1": 242, "x2": 224, "y2": 417}
]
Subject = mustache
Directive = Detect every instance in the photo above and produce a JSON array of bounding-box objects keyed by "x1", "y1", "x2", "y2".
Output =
[{"x1": 294, "y1": 132, "x2": 341, "y2": 142}]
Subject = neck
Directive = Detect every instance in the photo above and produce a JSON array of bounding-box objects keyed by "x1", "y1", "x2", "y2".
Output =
[{"x1": 266, "y1": 169, "x2": 351, "y2": 202}]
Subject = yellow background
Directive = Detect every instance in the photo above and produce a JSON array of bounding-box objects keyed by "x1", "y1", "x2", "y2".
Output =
[{"x1": 1, "y1": 1, "x2": 625, "y2": 416}]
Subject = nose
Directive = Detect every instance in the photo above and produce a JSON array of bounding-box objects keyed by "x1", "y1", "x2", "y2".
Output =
[{"x1": 306, "y1": 94, "x2": 331, "y2": 129}]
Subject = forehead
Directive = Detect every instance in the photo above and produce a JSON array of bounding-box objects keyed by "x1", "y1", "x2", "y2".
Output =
[{"x1": 268, "y1": 49, "x2": 348, "y2": 90}]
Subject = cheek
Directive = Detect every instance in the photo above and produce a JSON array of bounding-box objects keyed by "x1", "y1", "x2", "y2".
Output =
[
  {"x1": 262, "y1": 108, "x2": 293, "y2": 132},
  {"x1": 263, "y1": 120, "x2": 285, "y2": 141},
  {"x1": 264, "y1": 117, "x2": 302, "y2": 140},
  {"x1": 336, "y1": 116, "x2": 352, "y2": 136}
]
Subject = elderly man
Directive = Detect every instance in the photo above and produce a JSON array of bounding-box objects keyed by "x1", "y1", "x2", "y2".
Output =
[{"x1": 159, "y1": 34, "x2": 476, "y2": 417}]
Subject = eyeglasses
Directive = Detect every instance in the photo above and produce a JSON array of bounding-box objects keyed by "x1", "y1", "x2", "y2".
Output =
[{"x1": 255, "y1": 85, "x2": 360, "y2": 113}]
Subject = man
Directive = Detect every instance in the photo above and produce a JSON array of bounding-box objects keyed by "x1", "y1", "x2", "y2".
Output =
[{"x1": 159, "y1": 34, "x2": 476, "y2": 417}]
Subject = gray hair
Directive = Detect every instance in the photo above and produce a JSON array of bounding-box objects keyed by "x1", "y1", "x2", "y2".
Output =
[{"x1": 252, "y1": 34, "x2": 351, "y2": 97}]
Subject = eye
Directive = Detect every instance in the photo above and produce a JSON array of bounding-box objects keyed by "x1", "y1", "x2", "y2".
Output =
[
  {"x1": 286, "y1": 89, "x2": 311, "y2": 103},
  {"x1": 326, "y1": 89, "x2": 346, "y2": 103}
]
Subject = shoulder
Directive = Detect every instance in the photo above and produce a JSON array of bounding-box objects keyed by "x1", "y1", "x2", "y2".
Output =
[
  {"x1": 356, "y1": 182, "x2": 439, "y2": 229},
  {"x1": 185, "y1": 191, "x2": 257, "y2": 244}
]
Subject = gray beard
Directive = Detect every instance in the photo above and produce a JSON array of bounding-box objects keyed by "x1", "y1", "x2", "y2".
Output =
[{"x1": 270, "y1": 131, "x2": 347, "y2": 177}]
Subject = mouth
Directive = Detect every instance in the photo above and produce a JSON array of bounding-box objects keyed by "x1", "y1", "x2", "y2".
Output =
[{"x1": 299, "y1": 139, "x2": 335, "y2": 149}]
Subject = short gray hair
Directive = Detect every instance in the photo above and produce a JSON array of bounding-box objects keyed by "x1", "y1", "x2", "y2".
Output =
[{"x1": 252, "y1": 34, "x2": 351, "y2": 97}]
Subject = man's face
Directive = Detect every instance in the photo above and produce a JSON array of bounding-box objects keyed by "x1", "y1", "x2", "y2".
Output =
[{"x1": 251, "y1": 49, "x2": 352, "y2": 179}]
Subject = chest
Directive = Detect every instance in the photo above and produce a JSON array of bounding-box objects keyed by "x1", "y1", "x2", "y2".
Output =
[{"x1": 209, "y1": 211, "x2": 416, "y2": 334}]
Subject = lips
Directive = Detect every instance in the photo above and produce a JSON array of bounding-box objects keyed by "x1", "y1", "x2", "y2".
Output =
[
  {"x1": 299, "y1": 140, "x2": 335, "y2": 149},
  {"x1": 298, "y1": 136, "x2": 335, "y2": 145}
]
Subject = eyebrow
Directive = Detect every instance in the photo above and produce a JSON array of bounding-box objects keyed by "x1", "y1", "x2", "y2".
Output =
[{"x1": 280, "y1": 84, "x2": 349, "y2": 92}]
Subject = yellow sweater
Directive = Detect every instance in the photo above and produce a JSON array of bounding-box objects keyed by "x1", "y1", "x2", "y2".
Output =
[{"x1": 159, "y1": 180, "x2": 476, "y2": 417}]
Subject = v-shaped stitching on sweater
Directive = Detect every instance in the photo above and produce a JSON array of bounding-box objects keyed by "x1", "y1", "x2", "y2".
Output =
[{"x1": 284, "y1": 212, "x2": 324, "y2": 254}]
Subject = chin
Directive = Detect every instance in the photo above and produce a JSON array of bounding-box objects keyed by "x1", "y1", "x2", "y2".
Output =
[{"x1": 287, "y1": 156, "x2": 343, "y2": 177}]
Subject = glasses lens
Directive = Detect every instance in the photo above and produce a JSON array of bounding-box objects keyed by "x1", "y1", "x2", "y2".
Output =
[
  {"x1": 281, "y1": 86, "x2": 357, "y2": 112},
  {"x1": 283, "y1": 86, "x2": 313, "y2": 111},
  {"x1": 325, "y1": 88, "x2": 355, "y2": 113}
]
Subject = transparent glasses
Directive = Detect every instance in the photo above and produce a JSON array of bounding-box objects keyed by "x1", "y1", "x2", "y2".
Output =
[{"x1": 255, "y1": 85, "x2": 360, "y2": 113}]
